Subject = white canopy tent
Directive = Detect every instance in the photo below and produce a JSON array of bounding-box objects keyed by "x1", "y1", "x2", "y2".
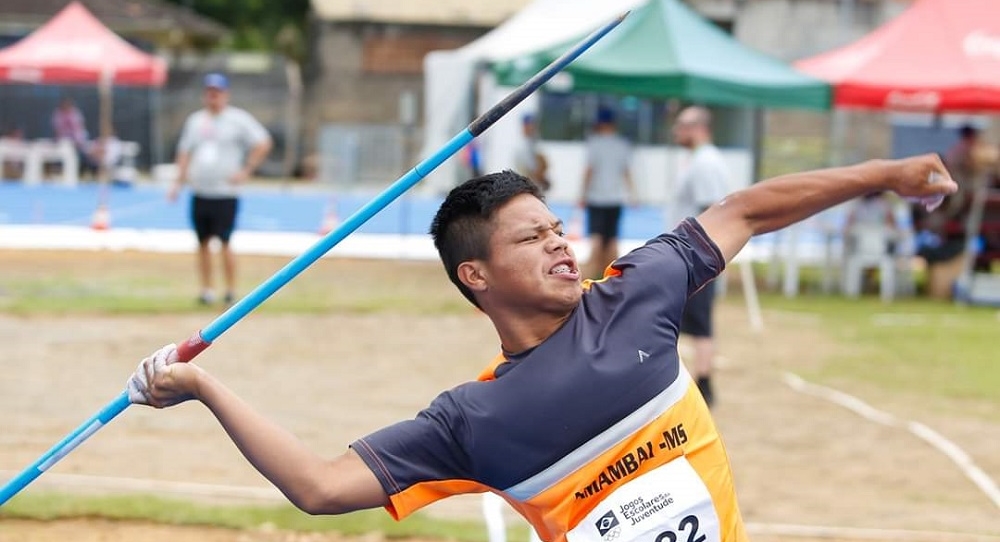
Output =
[{"x1": 420, "y1": 0, "x2": 645, "y2": 193}]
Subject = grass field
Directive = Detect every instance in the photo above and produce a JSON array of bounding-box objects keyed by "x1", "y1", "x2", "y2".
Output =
[
  {"x1": 758, "y1": 294, "x2": 999, "y2": 421},
  {"x1": 4, "y1": 249, "x2": 995, "y2": 417},
  {"x1": 1, "y1": 248, "x2": 998, "y2": 541},
  {"x1": 1, "y1": 493, "x2": 492, "y2": 542}
]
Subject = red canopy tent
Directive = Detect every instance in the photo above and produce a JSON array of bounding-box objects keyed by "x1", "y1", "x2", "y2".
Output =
[
  {"x1": 794, "y1": 0, "x2": 1000, "y2": 112},
  {"x1": 0, "y1": 1, "x2": 166, "y2": 86},
  {"x1": 797, "y1": 0, "x2": 1000, "y2": 304},
  {"x1": 0, "y1": 0, "x2": 167, "y2": 182}
]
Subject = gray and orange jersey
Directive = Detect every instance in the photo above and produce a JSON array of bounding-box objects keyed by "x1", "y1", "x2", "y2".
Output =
[{"x1": 351, "y1": 218, "x2": 748, "y2": 542}]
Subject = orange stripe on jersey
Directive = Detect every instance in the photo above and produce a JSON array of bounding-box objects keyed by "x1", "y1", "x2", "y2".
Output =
[
  {"x1": 504, "y1": 380, "x2": 746, "y2": 542},
  {"x1": 386, "y1": 479, "x2": 493, "y2": 520},
  {"x1": 582, "y1": 263, "x2": 623, "y2": 291},
  {"x1": 476, "y1": 353, "x2": 508, "y2": 382}
]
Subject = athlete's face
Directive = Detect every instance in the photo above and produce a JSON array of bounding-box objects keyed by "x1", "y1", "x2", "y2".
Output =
[{"x1": 478, "y1": 194, "x2": 582, "y2": 313}]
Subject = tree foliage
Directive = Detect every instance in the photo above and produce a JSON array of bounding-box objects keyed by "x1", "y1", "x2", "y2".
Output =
[{"x1": 164, "y1": 0, "x2": 310, "y2": 58}]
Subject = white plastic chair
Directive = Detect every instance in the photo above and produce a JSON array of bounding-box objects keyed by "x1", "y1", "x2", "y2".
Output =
[
  {"x1": 112, "y1": 141, "x2": 141, "y2": 185},
  {"x1": 21, "y1": 139, "x2": 78, "y2": 186},
  {"x1": 842, "y1": 223, "x2": 895, "y2": 301}
]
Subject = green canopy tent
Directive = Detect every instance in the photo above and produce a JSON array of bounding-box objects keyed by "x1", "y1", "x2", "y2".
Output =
[
  {"x1": 493, "y1": 0, "x2": 830, "y2": 331},
  {"x1": 492, "y1": 0, "x2": 830, "y2": 110}
]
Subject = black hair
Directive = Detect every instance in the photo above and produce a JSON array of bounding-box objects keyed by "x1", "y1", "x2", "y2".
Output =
[
  {"x1": 959, "y1": 124, "x2": 979, "y2": 139},
  {"x1": 429, "y1": 170, "x2": 543, "y2": 308}
]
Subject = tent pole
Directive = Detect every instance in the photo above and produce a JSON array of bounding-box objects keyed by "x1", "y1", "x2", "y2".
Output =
[
  {"x1": 151, "y1": 87, "x2": 163, "y2": 167},
  {"x1": 956, "y1": 171, "x2": 991, "y2": 303},
  {"x1": 751, "y1": 107, "x2": 765, "y2": 183},
  {"x1": 283, "y1": 59, "x2": 303, "y2": 187},
  {"x1": 97, "y1": 67, "x2": 113, "y2": 184},
  {"x1": 829, "y1": 109, "x2": 848, "y2": 167}
]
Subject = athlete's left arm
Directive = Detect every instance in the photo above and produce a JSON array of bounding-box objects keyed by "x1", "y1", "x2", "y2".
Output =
[
  {"x1": 129, "y1": 344, "x2": 389, "y2": 515},
  {"x1": 696, "y1": 154, "x2": 956, "y2": 264}
]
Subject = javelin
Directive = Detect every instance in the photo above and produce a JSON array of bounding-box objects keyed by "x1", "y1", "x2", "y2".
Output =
[{"x1": 0, "y1": 12, "x2": 628, "y2": 506}]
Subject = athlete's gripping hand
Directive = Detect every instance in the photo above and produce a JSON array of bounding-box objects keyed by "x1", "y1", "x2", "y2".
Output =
[
  {"x1": 127, "y1": 343, "x2": 199, "y2": 408},
  {"x1": 885, "y1": 153, "x2": 958, "y2": 212}
]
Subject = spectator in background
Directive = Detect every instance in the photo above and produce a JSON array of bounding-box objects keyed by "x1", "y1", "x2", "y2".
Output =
[
  {"x1": 88, "y1": 129, "x2": 123, "y2": 179},
  {"x1": 51, "y1": 96, "x2": 99, "y2": 178},
  {"x1": 463, "y1": 139, "x2": 484, "y2": 178},
  {"x1": 669, "y1": 105, "x2": 734, "y2": 408},
  {"x1": 513, "y1": 114, "x2": 550, "y2": 193},
  {"x1": 1, "y1": 125, "x2": 23, "y2": 140},
  {"x1": 170, "y1": 72, "x2": 273, "y2": 306},
  {"x1": 944, "y1": 124, "x2": 981, "y2": 187},
  {"x1": 579, "y1": 107, "x2": 635, "y2": 279},
  {"x1": 912, "y1": 124, "x2": 980, "y2": 297}
]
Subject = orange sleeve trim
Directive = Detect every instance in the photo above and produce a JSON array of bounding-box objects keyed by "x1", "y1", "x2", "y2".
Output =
[
  {"x1": 476, "y1": 352, "x2": 507, "y2": 382},
  {"x1": 388, "y1": 479, "x2": 494, "y2": 520},
  {"x1": 582, "y1": 263, "x2": 623, "y2": 291}
]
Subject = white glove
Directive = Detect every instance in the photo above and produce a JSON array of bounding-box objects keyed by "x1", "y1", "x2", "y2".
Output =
[
  {"x1": 127, "y1": 343, "x2": 180, "y2": 405},
  {"x1": 906, "y1": 171, "x2": 947, "y2": 212}
]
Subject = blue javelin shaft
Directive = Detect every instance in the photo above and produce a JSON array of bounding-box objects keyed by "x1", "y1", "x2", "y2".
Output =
[{"x1": 0, "y1": 11, "x2": 628, "y2": 507}]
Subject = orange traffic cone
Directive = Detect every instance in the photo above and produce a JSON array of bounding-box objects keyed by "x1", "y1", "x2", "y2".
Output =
[
  {"x1": 318, "y1": 204, "x2": 339, "y2": 235},
  {"x1": 90, "y1": 203, "x2": 111, "y2": 231}
]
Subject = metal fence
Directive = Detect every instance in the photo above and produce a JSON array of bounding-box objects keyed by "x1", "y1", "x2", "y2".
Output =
[{"x1": 317, "y1": 123, "x2": 411, "y2": 189}]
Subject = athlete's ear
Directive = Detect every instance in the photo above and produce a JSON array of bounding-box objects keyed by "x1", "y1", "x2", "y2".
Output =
[{"x1": 457, "y1": 260, "x2": 488, "y2": 294}]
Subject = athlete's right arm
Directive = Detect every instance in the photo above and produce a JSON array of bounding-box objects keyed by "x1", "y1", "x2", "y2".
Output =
[
  {"x1": 171, "y1": 116, "x2": 197, "y2": 201},
  {"x1": 128, "y1": 345, "x2": 390, "y2": 515},
  {"x1": 696, "y1": 154, "x2": 957, "y2": 264}
]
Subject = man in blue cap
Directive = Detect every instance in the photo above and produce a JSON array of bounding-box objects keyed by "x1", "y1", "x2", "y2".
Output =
[
  {"x1": 579, "y1": 106, "x2": 635, "y2": 279},
  {"x1": 170, "y1": 72, "x2": 273, "y2": 306}
]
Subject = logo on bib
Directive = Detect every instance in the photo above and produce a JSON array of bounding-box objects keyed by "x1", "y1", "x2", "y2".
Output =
[{"x1": 595, "y1": 510, "x2": 621, "y2": 541}]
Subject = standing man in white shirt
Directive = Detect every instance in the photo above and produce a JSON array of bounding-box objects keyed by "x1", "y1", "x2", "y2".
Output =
[
  {"x1": 670, "y1": 106, "x2": 734, "y2": 407},
  {"x1": 580, "y1": 107, "x2": 636, "y2": 279},
  {"x1": 170, "y1": 73, "x2": 273, "y2": 306}
]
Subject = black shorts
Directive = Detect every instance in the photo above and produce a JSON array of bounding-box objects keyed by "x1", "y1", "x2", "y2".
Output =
[
  {"x1": 681, "y1": 279, "x2": 716, "y2": 338},
  {"x1": 191, "y1": 195, "x2": 238, "y2": 244},
  {"x1": 586, "y1": 205, "x2": 623, "y2": 239}
]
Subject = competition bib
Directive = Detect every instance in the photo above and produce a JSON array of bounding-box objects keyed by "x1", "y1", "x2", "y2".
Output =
[
  {"x1": 196, "y1": 141, "x2": 220, "y2": 164},
  {"x1": 566, "y1": 457, "x2": 719, "y2": 542}
]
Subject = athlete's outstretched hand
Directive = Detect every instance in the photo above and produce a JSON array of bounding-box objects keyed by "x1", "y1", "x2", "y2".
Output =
[
  {"x1": 127, "y1": 343, "x2": 200, "y2": 408},
  {"x1": 885, "y1": 153, "x2": 958, "y2": 212}
]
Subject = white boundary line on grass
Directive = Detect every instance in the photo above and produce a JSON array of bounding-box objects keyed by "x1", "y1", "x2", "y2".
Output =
[
  {"x1": 4, "y1": 470, "x2": 999, "y2": 541},
  {"x1": 744, "y1": 522, "x2": 1000, "y2": 541},
  {"x1": 0, "y1": 469, "x2": 285, "y2": 502},
  {"x1": 783, "y1": 372, "x2": 1000, "y2": 510}
]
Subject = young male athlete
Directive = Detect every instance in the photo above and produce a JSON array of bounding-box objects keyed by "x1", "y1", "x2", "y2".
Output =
[{"x1": 129, "y1": 154, "x2": 955, "y2": 542}]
